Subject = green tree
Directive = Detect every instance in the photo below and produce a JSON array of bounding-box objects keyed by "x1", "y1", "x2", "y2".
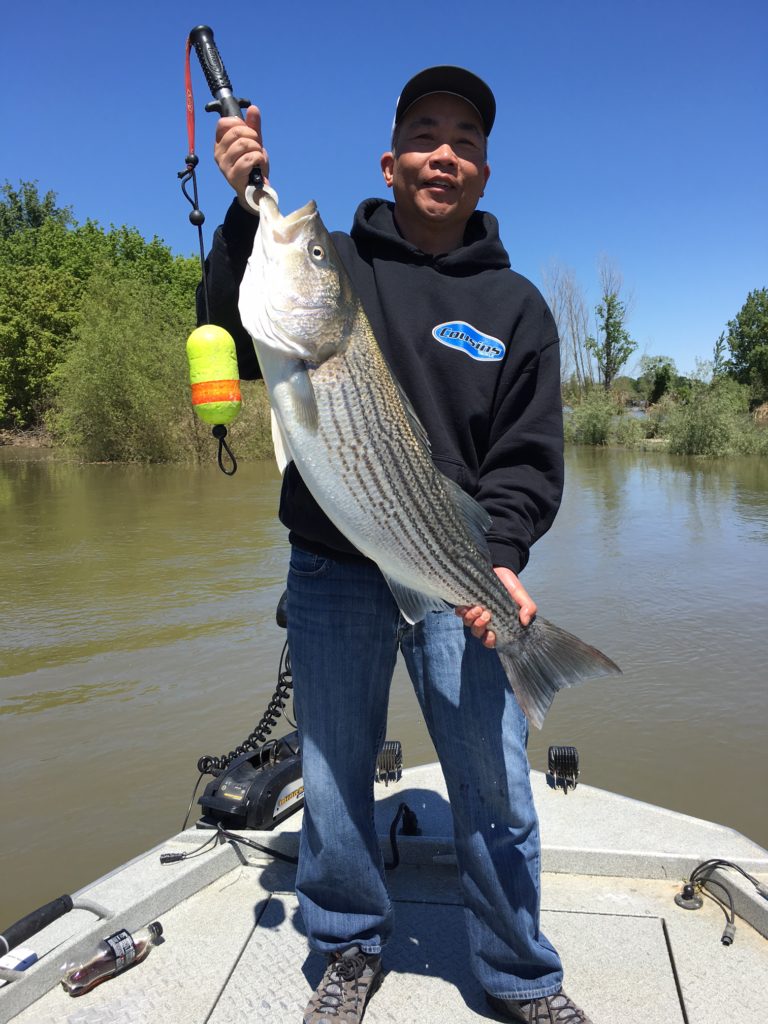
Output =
[
  {"x1": 0, "y1": 180, "x2": 73, "y2": 238},
  {"x1": 723, "y1": 288, "x2": 768, "y2": 403},
  {"x1": 586, "y1": 293, "x2": 637, "y2": 392},
  {"x1": 0, "y1": 180, "x2": 200, "y2": 430},
  {"x1": 585, "y1": 262, "x2": 637, "y2": 391},
  {"x1": 0, "y1": 264, "x2": 79, "y2": 427},
  {"x1": 638, "y1": 355, "x2": 676, "y2": 405},
  {"x1": 712, "y1": 332, "x2": 728, "y2": 378}
]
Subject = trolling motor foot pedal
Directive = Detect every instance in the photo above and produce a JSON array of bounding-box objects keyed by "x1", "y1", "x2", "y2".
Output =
[{"x1": 547, "y1": 745, "x2": 579, "y2": 793}]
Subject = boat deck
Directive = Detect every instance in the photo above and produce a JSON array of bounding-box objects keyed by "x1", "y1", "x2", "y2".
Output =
[{"x1": 2, "y1": 765, "x2": 767, "y2": 1023}]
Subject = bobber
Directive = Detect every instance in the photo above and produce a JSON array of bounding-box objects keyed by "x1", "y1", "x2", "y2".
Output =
[{"x1": 186, "y1": 324, "x2": 242, "y2": 426}]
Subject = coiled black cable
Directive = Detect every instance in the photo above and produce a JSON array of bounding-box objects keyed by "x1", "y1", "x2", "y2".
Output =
[{"x1": 196, "y1": 640, "x2": 294, "y2": 775}]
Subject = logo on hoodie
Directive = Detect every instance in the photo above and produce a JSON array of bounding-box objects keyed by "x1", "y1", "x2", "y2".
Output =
[{"x1": 431, "y1": 321, "x2": 505, "y2": 362}]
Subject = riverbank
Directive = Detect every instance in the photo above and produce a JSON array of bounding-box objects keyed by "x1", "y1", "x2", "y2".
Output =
[
  {"x1": 5, "y1": 388, "x2": 766, "y2": 462},
  {"x1": 0, "y1": 428, "x2": 54, "y2": 449}
]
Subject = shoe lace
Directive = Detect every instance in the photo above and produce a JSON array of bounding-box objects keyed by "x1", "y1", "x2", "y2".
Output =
[
  {"x1": 315, "y1": 952, "x2": 367, "y2": 1015},
  {"x1": 547, "y1": 993, "x2": 587, "y2": 1022}
]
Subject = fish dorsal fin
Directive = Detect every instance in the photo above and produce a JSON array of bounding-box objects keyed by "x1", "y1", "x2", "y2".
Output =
[
  {"x1": 392, "y1": 375, "x2": 431, "y2": 455},
  {"x1": 382, "y1": 573, "x2": 449, "y2": 625},
  {"x1": 391, "y1": 376, "x2": 490, "y2": 560},
  {"x1": 270, "y1": 409, "x2": 293, "y2": 473},
  {"x1": 441, "y1": 476, "x2": 493, "y2": 563}
]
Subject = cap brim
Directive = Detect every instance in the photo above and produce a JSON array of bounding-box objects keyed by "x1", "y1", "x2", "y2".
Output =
[{"x1": 394, "y1": 66, "x2": 496, "y2": 137}]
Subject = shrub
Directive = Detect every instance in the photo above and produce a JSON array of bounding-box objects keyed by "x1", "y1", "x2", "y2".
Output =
[
  {"x1": 644, "y1": 393, "x2": 676, "y2": 438},
  {"x1": 50, "y1": 267, "x2": 196, "y2": 462},
  {"x1": 50, "y1": 267, "x2": 275, "y2": 464},
  {"x1": 732, "y1": 412, "x2": 768, "y2": 456},
  {"x1": 564, "y1": 387, "x2": 616, "y2": 445},
  {"x1": 665, "y1": 379, "x2": 749, "y2": 456},
  {"x1": 613, "y1": 413, "x2": 645, "y2": 448}
]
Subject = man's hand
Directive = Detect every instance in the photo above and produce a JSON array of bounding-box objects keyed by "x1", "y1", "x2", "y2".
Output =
[
  {"x1": 214, "y1": 105, "x2": 271, "y2": 212},
  {"x1": 455, "y1": 567, "x2": 537, "y2": 648}
]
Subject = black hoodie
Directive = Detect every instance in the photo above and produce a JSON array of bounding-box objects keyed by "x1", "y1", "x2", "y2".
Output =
[{"x1": 199, "y1": 197, "x2": 563, "y2": 574}]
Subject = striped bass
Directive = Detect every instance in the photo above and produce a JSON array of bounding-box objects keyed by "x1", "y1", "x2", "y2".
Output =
[{"x1": 238, "y1": 194, "x2": 620, "y2": 728}]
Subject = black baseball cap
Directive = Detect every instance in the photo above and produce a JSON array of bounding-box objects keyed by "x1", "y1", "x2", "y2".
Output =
[{"x1": 393, "y1": 66, "x2": 496, "y2": 138}]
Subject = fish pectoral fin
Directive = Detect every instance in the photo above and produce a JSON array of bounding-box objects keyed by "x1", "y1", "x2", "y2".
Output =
[
  {"x1": 270, "y1": 410, "x2": 293, "y2": 473},
  {"x1": 382, "y1": 574, "x2": 449, "y2": 625},
  {"x1": 441, "y1": 477, "x2": 493, "y2": 560},
  {"x1": 288, "y1": 364, "x2": 319, "y2": 431}
]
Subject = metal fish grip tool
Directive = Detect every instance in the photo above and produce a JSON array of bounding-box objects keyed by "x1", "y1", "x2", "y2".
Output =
[
  {"x1": 180, "y1": 25, "x2": 271, "y2": 474},
  {"x1": 547, "y1": 745, "x2": 579, "y2": 794},
  {"x1": 187, "y1": 24, "x2": 263, "y2": 188},
  {"x1": 181, "y1": 24, "x2": 262, "y2": 321}
]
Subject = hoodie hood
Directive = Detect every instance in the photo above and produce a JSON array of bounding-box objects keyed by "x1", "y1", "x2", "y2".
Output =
[{"x1": 350, "y1": 198, "x2": 511, "y2": 273}]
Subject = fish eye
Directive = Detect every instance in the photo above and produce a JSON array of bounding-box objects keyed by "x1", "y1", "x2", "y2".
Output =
[{"x1": 309, "y1": 243, "x2": 325, "y2": 262}]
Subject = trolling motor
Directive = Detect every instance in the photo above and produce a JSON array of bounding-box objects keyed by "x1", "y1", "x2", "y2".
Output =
[
  {"x1": 193, "y1": 592, "x2": 403, "y2": 832},
  {"x1": 198, "y1": 730, "x2": 304, "y2": 831},
  {"x1": 179, "y1": 24, "x2": 271, "y2": 475}
]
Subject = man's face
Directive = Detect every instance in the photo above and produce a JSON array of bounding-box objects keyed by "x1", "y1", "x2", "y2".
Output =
[{"x1": 381, "y1": 93, "x2": 491, "y2": 239}]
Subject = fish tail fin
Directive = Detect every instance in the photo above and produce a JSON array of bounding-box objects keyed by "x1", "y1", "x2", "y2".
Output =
[{"x1": 497, "y1": 617, "x2": 621, "y2": 730}]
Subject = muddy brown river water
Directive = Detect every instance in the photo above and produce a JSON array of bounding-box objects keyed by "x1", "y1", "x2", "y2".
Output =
[{"x1": 1, "y1": 446, "x2": 766, "y2": 927}]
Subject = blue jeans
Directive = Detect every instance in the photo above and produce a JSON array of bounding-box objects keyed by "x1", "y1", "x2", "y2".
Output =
[{"x1": 287, "y1": 544, "x2": 563, "y2": 999}]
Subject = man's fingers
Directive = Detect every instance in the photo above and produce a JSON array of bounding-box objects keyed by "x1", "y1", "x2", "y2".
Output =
[
  {"x1": 455, "y1": 604, "x2": 488, "y2": 627},
  {"x1": 454, "y1": 569, "x2": 538, "y2": 647},
  {"x1": 454, "y1": 604, "x2": 495, "y2": 642},
  {"x1": 214, "y1": 105, "x2": 270, "y2": 192},
  {"x1": 215, "y1": 106, "x2": 263, "y2": 144},
  {"x1": 224, "y1": 137, "x2": 269, "y2": 176},
  {"x1": 215, "y1": 115, "x2": 251, "y2": 145}
]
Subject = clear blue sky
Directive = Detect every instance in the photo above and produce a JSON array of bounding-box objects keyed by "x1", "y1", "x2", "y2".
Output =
[{"x1": 3, "y1": 0, "x2": 766, "y2": 376}]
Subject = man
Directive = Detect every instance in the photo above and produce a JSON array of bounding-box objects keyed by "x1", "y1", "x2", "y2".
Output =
[{"x1": 201, "y1": 66, "x2": 592, "y2": 1024}]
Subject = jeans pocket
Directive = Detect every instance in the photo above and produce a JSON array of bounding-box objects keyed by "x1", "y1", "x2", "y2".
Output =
[{"x1": 289, "y1": 545, "x2": 332, "y2": 578}]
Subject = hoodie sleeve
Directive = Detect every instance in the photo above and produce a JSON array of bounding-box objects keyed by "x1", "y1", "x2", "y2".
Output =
[
  {"x1": 475, "y1": 298, "x2": 564, "y2": 574},
  {"x1": 196, "y1": 199, "x2": 262, "y2": 380}
]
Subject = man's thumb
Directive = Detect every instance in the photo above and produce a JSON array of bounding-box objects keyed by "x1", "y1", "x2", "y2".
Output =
[{"x1": 245, "y1": 105, "x2": 263, "y2": 136}]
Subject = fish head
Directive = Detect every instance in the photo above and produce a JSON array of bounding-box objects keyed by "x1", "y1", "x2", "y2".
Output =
[{"x1": 240, "y1": 194, "x2": 355, "y2": 364}]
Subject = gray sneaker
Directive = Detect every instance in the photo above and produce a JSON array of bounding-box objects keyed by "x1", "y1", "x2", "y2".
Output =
[
  {"x1": 303, "y1": 946, "x2": 383, "y2": 1023},
  {"x1": 487, "y1": 990, "x2": 593, "y2": 1023}
]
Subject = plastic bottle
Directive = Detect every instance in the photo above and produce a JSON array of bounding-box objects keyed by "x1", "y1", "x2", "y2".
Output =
[{"x1": 60, "y1": 922, "x2": 163, "y2": 996}]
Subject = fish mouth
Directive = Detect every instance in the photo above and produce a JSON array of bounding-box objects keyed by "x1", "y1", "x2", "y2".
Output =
[{"x1": 260, "y1": 196, "x2": 318, "y2": 244}]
